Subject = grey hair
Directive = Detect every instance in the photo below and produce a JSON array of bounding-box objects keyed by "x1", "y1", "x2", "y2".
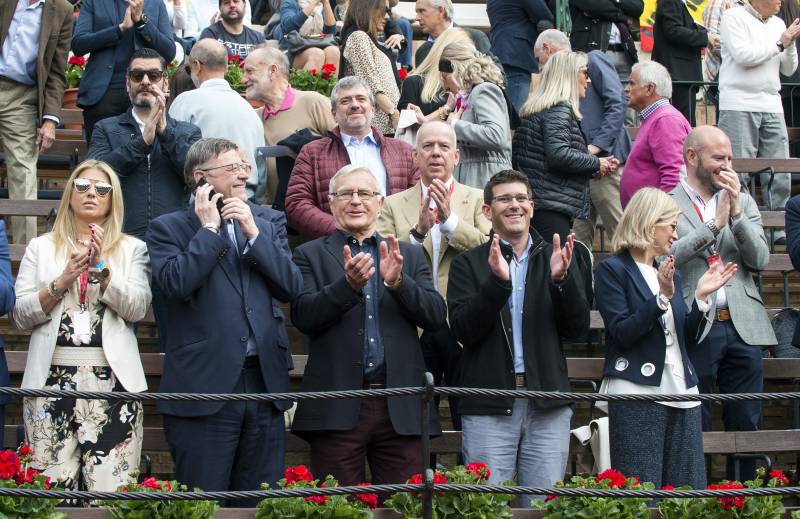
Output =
[
  {"x1": 190, "y1": 39, "x2": 228, "y2": 71},
  {"x1": 633, "y1": 60, "x2": 672, "y2": 99},
  {"x1": 184, "y1": 138, "x2": 240, "y2": 188},
  {"x1": 251, "y1": 45, "x2": 290, "y2": 77},
  {"x1": 423, "y1": 0, "x2": 454, "y2": 21},
  {"x1": 328, "y1": 164, "x2": 377, "y2": 195},
  {"x1": 534, "y1": 29, "x2": 571, "y2": 56},
  {"x1": 330, "y1": 76, "x2": 376, "y2": 110}
]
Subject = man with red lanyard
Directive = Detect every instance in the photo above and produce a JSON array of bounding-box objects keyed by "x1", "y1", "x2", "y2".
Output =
[{"x1": 669, "y1": 125, "x2": 776, "y2": 482}]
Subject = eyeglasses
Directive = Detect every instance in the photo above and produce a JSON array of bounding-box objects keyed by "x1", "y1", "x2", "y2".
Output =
[
  {"x1": 128, "y1": 69, "x2": 166, "y2": 82},
  {"x1": 73, "y1": 178, "x2": 113, "y2": 197},
  {"x1": 656, "y1": 221, "x2": 678, "y2": 233},
  {"x1": 492, "y1": 194, "x2": 531, "y2": 205},
  {"x1": 331, "y1": 189, "x2": 382, "y2": 201},
  {"x1": 579, "y1": 68, "x2": 589, "y2": 78},
  {"x1": 199, "y1": 162, "x2": 251, "y2": 174}
]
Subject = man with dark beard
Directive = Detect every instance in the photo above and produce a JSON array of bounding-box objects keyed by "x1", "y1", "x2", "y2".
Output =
[
  {"x1": 89, "y1": 48, "x2": 202, "y2": 240},
  {"x1": 669, "y1": 125, "x2": 776, "y2": 482},
  {"x1": 199, "y1": 0, "x2": 264, "y2": 58}
]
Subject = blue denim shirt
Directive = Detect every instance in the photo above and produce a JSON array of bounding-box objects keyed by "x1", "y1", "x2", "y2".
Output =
[
  {"x1": 507, "y1": 237, "x2": 532, "y2": 373},
  {"x1": 341, "y1": 231, "x2": 386, "y2": 383}
]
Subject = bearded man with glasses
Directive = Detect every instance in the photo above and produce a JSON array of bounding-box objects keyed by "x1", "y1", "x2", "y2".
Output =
[
  {"x1": 447, "y1": 169, "x2": 590, "y2": 507},
  {"x1": 291, "y1": 163, "x2": 446, "y2": 491},
  {"x1": 89, "y1": 48, "x2": 201, "y2": 241}
]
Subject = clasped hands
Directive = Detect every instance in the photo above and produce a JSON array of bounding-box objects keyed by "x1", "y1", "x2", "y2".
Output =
[
  {"x1": 343, "y1": 235, "x2": 403, "y2": 292},
  {"x1": 488, "y1": 232, "x2": 575, "y2": 283}
]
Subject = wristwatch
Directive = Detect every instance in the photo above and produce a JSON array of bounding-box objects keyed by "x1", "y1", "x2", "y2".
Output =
[
  {"x1": 135, "y1": 14, "x2": 149, "y2": 30},
  {"x1": 657, "y1": 292, "x2": 670, "y2": 311},
  {"x1": 410, "y1": 226, "x2": 427, "y2": 241},
  {"x1": 705, "y1": 218, "x2": 721, "y2": 237},
  {"x1": 777, "y1": 40, "x2": 785, "y2": 52}
]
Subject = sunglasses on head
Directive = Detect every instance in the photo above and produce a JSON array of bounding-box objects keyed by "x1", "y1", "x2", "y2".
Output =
[
  {"x1": 73, "y1": 178, "x2": 113, "y2": 197},
  {"x1": 128, "y1": 69, "x2": 165, "y2": 82}
]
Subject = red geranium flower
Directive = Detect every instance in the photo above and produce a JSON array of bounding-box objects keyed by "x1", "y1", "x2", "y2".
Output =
[
  {"x1": 398, "y1": 68, "x2": 407, "y2": 80},
  {"x1": 322, "y1": 63, "x2": 336, "y2": 72},
  {"x1": 228, "y1": 55, "x2": 241, "y2": 63},
  {"x1": 311, "y1": 68, "x2": 318, "y2": 75},
  {"x1": 661, "y1": 485, "x2": 675, "y2": 490},
  {"x1": 709, "y1": 481, "x2": 746, "y2": 510},
  {"x1": 595, "y1": 469, "x2": 628, "y2": 489},
  {"x1": 0, "y1": 451, "x2": 20, "y2": 480},
  {"x1": 16, "y1": 445, "x2": 31, "y2": 457},
  {"x1": 354, "y1": 482, "x2": 378, "y2": 509},
  {"x1": 303, "y1": 495, "x2": 328, "y2": 504},
  {"x1": 544, "y1": 495, "x2": 559, "y2": 502},
  {"x1": 465, "y1": 462, "x2": 490, "y2": 480},
  {"x1": 433, "y1": 472, "x2": 447, "y2": 484},
  {"x1": 141, "y1": 477, "x2": 162, "y2": 490},
  {"x1": 407, "y1": 473, "x2": 423, "y2": 485},
  {"x1": 769, "y1": 470, "x2": 790, "y2": 486},
  {"x1": 284, "y1": 465, "x2": 314, "y2": 484},
  {"x1": 68, "y1": 55, "x2": 87, "y2": 67}
]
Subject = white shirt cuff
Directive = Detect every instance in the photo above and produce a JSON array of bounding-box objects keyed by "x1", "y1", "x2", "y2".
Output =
[
  {"x1": 42, "y1": 115, "x2": 59, "y2": 125},
  {"x1": 696, "y1": 297, "x2": 711, "y2": 313},
  {"x1": 439, "y1": 213, "x2": 458, "y2": 237}
]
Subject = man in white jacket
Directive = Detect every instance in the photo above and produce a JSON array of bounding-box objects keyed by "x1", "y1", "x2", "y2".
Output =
[{"x1": 718, "y1": 0, "x2": 800, "y2": 243}]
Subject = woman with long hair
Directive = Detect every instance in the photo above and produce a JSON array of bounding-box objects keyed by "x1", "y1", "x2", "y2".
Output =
[
  {"x1": 513, "y1": 50, "x2": 618, "y2": 243},
  {"x1": 400, "y1": 28, "x2": 473, "y2": 119},
  {"x1": 435, "y1": 41, "x2": 512, "y2": 189},
  {"x1": 595, "y1": 187, "x2": 736, "y2": 489},
  {"x1": 340, "y1": 0, "x2": 401, "y2": 135},
  {"x1": 12, "y1": 160, "x2": 151, "y2": 491}
]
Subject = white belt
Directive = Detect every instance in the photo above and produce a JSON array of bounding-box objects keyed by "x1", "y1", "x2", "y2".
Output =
[{"x1": 51, "y1": 346, "x2": 109, "y2": 367}]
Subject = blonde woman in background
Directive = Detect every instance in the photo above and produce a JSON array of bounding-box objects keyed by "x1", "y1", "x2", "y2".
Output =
[
  {"x1": 436, "y1": 41, "x2": 511, "y2": 189},
  {"x1": 400, "y1": 28, "x2": 473, "y2": 119},
  {"x1": 12, "y1": 160, "x2": 151, "y2": 491}
]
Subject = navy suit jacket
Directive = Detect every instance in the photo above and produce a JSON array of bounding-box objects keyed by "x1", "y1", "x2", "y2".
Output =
[
  {"x1": 580, "y1": 50, "x2": 632, "y2": 163},
  {"x1": 487, "y1": 0, "x2": 552, "y2": 73},
  {"x1": 595, "y1": 250, "x2": 702, "y2": 387},
  {"x1": 786, "y1": 195, "x2": 800, "y2": 345},
  {"x1": 146, "y1": 204, "x2": 303, "y2": 417},
  {"x1": 72, "y1": 0, "x2": 175, "y2": 108},
  {"x1": 0, "y1": 221, "x2": 14, "y2": 405}
]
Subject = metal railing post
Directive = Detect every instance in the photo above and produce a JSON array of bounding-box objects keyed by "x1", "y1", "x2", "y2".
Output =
[{"x1": 421, "y1": 372, "x2": 435, "y2": 518}]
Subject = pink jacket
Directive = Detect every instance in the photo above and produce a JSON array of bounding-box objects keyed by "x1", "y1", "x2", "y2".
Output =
[
  {"x1": 620, "y1": 103, "x2": 691, "y2": 208},
  {"x1": 285, "y1": 127, "x2": 419, "y2": 239}
]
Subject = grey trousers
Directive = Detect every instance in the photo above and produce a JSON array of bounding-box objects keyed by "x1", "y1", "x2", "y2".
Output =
[
  {"x1": 572, "y1": 166, "x2": 624, "y2": 247},
  {"x1": 608, "y1": 401, "x2": 706, "y2": 489},
  {"x1": 718, "y1": 110, "x2": 790, "y2": 238}
]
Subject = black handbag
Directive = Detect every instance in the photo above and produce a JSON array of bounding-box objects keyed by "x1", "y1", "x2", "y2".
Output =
[{"x1": 281, "y1": 30, "x2": 337, "y2": 54}]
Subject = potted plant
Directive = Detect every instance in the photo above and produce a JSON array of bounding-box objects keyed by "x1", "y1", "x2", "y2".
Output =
[
  {"x1": 255, "y1": 465, "x2": 376, "y2": 518},
  {"x1": 0, "y1": 445, "x2": 65, "y2": 519},
  {"x1": 288, "y1": 64, "x2": 338, "y2": 97},
  {"x1": 63, "y1": 54, "x2": 87, "y2": 109},
  {"x1": 385, "y1": 462, "x2": 514, "y2": 519},
  {"x1": 534, "y1": 468, "x2": 652, "y2": 519},
  {"x1": 103, "y1": 476, "x2": 218, "y2": 518}
]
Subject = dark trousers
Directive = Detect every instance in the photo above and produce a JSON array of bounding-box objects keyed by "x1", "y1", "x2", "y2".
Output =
[
  {"x1": 163, "y1": 363, "x2": 285, "y2": 507},
  {"x1": 82, "y1": 88, "x2": 131, "y2": 144},
  {"x1": 671, "y1": 83, "x2": 697, "y2": 126},
  {"x1": 609, "y1": 401, "x2": 706, "y2": 489},
  {"x1": 688, "y1": 320, "x2": 764, "y2": 481},
  {"x1": 307, "y1": 398, "x2": 422, "y2": 490},
  {"x1": 420, "y1": 324, "x2": 462, "y2": 430},
  {"x1": 533, "y1": 209, "x2": 572, "y2": 244}
]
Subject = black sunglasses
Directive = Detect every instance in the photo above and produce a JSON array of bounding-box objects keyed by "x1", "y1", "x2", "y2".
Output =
[{"x1": 128, "y1": 69, "x2": 166, "y2": 82}]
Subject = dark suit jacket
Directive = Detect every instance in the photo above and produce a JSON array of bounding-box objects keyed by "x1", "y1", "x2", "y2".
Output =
[
  {"x1": 0, "y1": 0, "x2": 73, "y2": 122},
  {"x1": 786, "y1": 195, "x2": 800, "y2": 345},
  {"x1": 651, "y1": 0, "x2": 708, "y2": 82},
  {"x1": 414, "y1": 26, "x2": 494, "y2": 68},
  {"x1": 486, "y1": 0, "x2": 553, "y2": 73},
  {"x1": 595, "y1": 250, "x2": 702, "y2": 387},
  {"x1": 569, "y1": 0, "x2": 642, "y2": 66},
  {"x1": 72, "y1": 0, "x2": 175, "y2": 108},
  {"x1": 0, "y1": 221, "x2": 14, "y2": 406},
  {"x1": 290, "y1": 230, "x2": 446, "y2": 436},
  {"x1": 146, "y1": 204, "x2": 303, "y2": 417},
  {"x1": 580, "y1": 50, "x2": 632, "y2": 163}
]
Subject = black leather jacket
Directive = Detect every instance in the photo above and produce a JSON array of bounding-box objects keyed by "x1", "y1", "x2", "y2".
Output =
[{"x1": 569, "y1": 0, "x2": 643, "y2": 66}]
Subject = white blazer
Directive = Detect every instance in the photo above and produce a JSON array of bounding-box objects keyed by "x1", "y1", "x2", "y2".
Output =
[{"x1": 11, "y1": 234, "x2": 151, "y2": 392}]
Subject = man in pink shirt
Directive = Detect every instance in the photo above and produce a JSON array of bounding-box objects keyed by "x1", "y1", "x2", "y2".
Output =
[{"x1": 620, "y1": 61, "x2": 691, "y2": 208}]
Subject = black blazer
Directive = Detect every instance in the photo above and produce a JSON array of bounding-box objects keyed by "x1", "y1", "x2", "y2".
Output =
[
  {"x1": 786, "y1": 195, "x2": 800, "y2": 345},
  {"x1": 290, "y1": 231, "x2": 446, "y2": 436},
  {"x1": 569, "y1": 0, "x2": 642, "y2": 66},
  {"x1": 146, "y1": 204, "x2": 303, "y2": 417},
  {"x1": 447, "y1": 231, "x2": 590, "y2": 415},
  {"x1": 595, "y1": 250, "x2": 703, "y2": 387},
  {"x1": 651, "y1": 0, "x2": 708, "y2": 82}
]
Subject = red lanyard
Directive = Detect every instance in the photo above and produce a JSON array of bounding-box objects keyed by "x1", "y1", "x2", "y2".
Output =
[{"x1": 78, "y1": 272, "x2": 88, "y2": 310}]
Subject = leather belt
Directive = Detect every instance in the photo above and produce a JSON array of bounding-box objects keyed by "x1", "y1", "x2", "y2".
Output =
[
  {"x1": 515, "y1": 373, "x2": 526, "y2": 388},
  {"x1": 243, "y1": 355, "x2": 260, "y2": 368},
  {"x1": 363, "y1": 382, "x2": 386, "y2": 390},
  {"x1": 607, "y1": 43, "x2": 626, "y2": 52},
  {"x1": 715, "y1": 308, "x2": 731, "y2": 321}
]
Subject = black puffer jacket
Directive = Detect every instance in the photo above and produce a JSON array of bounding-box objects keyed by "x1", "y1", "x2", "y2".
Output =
[{"x1": 512, "y1": 101, "x2": 600, "y2": 220}]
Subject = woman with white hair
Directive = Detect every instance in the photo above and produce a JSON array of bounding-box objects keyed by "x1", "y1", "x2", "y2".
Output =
[
  {"x1": 436, "y1": 41, "x2": 512, "y2": 189},
  {"x1": 513, "y1": 50, "x2": 618, "y2": 243}
]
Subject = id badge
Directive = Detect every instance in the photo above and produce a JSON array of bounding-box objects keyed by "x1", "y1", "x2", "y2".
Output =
[
  {"x1": 706, "y1": 253, "x2": 723, "y2": 272},
  {"x1": 73, "y1": 310, "x2": 91, "y2": 338}
]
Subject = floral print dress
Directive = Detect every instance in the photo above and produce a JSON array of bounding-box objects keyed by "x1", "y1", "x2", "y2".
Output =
[{"x1": 23, "y1": 282, "x2": 143, "y2": 492}]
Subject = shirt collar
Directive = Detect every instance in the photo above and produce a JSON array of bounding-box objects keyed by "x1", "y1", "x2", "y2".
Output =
[
  {"x1": 680, "y1": 177, "x2": 718, "y2": 208},
  {"x1": 338, "y1": 228, "x2": 379, "y2": 247},
  {"x1": 420, "y1": 177, "x2": 454, "y2": 201},
  {"x1": 744, "y1": 2, "x2": 771, "y2": 23},
  {"x1": 263, "y1": 86, "x2": 296, "y2": 120},
  {"x1": 341, "y1": 130, "x2": 378, "y2": 146},
  {"x1": 502, "y1": 235, "x2": 533, "y2": 263},
  {"x1": 428, "y1": 21, "x2": 455, "y2": 42},
  {"x1": 639, "y1": 98, "x2": 671, "y2": 122},
  {"x1": 131, "y1": 109, "x2": 146, "y2": 132},
  {"x1": 200, "y1": 78, "x2": 231, "y2": 89}
]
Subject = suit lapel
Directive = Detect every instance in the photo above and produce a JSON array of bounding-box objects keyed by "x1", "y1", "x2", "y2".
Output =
[
  {"x1": 620, "y1": 250, "x2": 657, "y2": 303},
  {"x1": 188, "y1": 208, "x2": 243, "y2": 297},
  {"x1": 38, "y1": 1, "x2": 54, "y2": 68},
  {"x1": 673, "y1": 185, "x2": 703, "y2": 230},
  {"x1": 323, "y1": 230, "x2": 346, "y2": 269}
]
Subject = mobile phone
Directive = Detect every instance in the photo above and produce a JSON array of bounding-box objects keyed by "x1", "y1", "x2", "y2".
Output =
[{"x1": 196, "y1": 177, "x2": 225, "y2": 214}]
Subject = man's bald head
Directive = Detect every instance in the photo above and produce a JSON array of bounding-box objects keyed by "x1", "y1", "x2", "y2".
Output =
[
  {"x1": 190, "y1": 39, "x2": 228, "y2": 72},
  {"x1": 414, "y1": 120, "x2": 460, "y2": 183},
  {"x1": 683, "y1": 125, "x2": 729, "y2": 162},
  {"x1": 416, "y1": 120, "x2": 457, "y2": 150}
]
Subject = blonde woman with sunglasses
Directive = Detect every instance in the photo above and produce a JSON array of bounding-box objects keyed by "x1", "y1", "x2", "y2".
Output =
[{"x1": 11, "y1": 159, "x2": 151, "y2": 492}]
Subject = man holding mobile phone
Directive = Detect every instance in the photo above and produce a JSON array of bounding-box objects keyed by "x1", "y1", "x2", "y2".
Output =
[{"x1": 146, "y1": 137, "x2": 303, "y2": 506}]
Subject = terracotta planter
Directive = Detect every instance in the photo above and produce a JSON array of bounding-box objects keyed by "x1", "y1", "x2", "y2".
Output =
[{"x1": 61, "y1": 88, "x2": 81, "y2": 130}]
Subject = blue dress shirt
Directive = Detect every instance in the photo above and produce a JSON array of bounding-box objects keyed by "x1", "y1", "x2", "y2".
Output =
[
  {"x1": 340, "y1": 131, "x2": 389, "y2": 195},
  {"x1": 0, "y1": 0, "x2": 45, "y2": 86},
  {"x1": 508, "y1": 237, "x2": 532, "y2": 373}
]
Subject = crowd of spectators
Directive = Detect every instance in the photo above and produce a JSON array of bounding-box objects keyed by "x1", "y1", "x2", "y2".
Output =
[{"x1": 0, "y1": 0, "x2": 798, "y2": 507}]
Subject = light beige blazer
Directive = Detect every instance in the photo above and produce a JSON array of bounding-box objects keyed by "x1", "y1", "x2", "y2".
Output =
[
  {"x1": 11, "y1": 234, "x2": 151, "y2": 392},
  {"x1": 377, "y1": 181, "x2": 491, "y2": 296}
]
